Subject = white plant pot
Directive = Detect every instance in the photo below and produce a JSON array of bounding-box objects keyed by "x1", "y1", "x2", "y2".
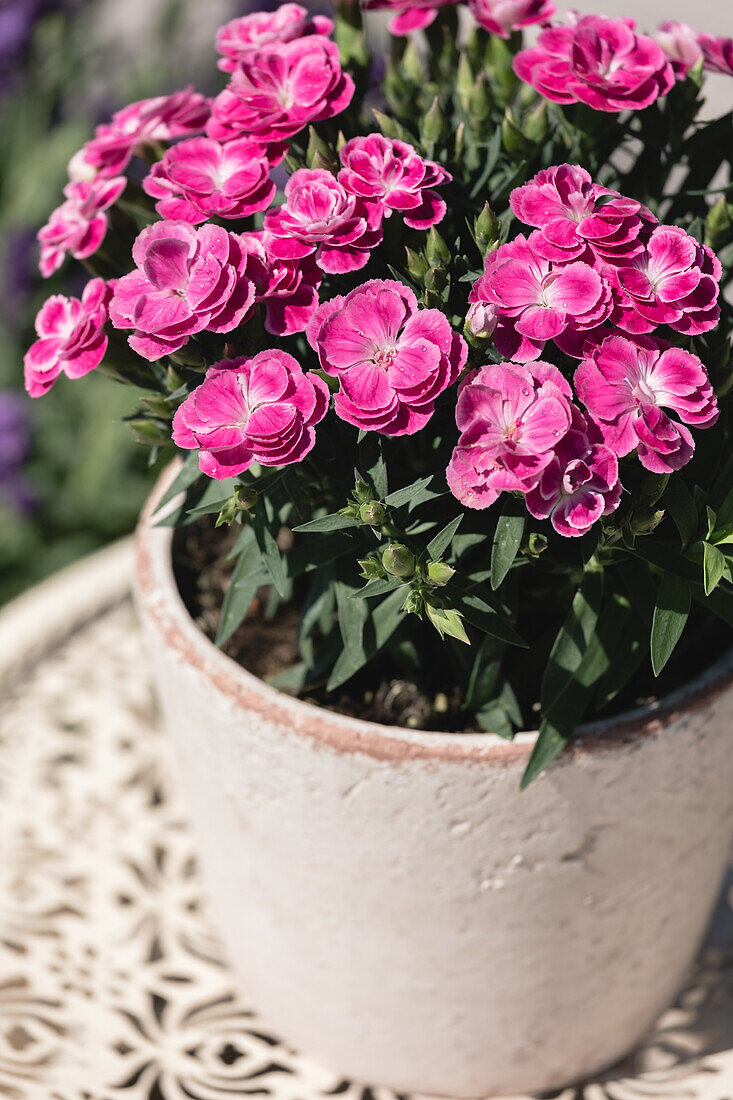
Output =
[{"x1": 134, "y1": 474, "x2": 733, "y2": 1098}]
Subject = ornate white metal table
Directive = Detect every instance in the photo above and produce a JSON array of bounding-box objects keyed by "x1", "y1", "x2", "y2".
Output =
[{"x1": 1, "y1": 541, "x2": 732, "y2": 1100}]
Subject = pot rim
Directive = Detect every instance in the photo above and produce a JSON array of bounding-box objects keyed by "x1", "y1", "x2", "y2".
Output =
[{"x1": 135, "y1": 463, "x2": 733, "y2": 768}]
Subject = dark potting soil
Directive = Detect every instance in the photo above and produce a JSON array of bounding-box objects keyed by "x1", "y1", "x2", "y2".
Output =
[{"x1": 172, "y1": 516, "x2": 731, "y2": 734}]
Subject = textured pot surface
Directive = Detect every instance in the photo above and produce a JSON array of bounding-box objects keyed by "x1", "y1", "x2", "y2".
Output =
[{"x1": 135, "y1": 478, "x2": 733, "y2": 1098}]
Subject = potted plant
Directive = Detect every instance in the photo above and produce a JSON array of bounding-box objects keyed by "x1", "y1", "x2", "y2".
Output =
[{"x1": 24, "y1": 2, "x2": 733, "y2": 1094}]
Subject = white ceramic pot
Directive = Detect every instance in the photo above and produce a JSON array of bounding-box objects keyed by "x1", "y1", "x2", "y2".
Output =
[{"x1": 134, "y1": 476, "x2": 733, "y2": 1098}]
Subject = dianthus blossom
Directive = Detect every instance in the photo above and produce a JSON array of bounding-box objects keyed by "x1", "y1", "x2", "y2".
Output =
[
  {"x1": 604, "y1": 225, "x2": 721, "y2": 337},
  {"x1": 142, "y1": 137, "x2": 281, "y2": 224},
  {"x1": 264, "y1": 169, "x2": 382, "y2": 276},
  {"x1": 361, "y1": 0, "x2": 460, "y2": 36},
  {"x1": 68, "y1": 88, "x2": 210, "y2": 181},
  {"x1": 37, "y1": 176, "x2": 126, "y2": 277},
  {"x1": 698, "y1": 34, "x2": 733, "y2": 77},
  {"x1": 525, "y1": 409, "x2": 622, "y2": 537},
  {"x1": 172, "y1": 350, "x2": 329, "y2": 480},
  {"x1": 656, "y1": 22, "x2": 702, "y2": 77},
  {"x1": 510, "y1": 164, "x2": 655, "y2": 264},
  {"x1": 215, "y1": 4, "x2": 334, "y2": 72},
  {"x1": 468, "y1": 234, "x2": 613, "y2": 362},
  {"x1": 109, "y1": 221, "x2": 256, "y2": 361},
  {"x1": 241, "y1": 232, "x2": 322, "y2": 337},
  {"x1": 207, "y1": 37, "x2": 353, "y2": 146},
  {"x1": 447, "y1": 361, "x2": 574, "y2": 509},
  {"x1": 468, "y1": 0, "x2": 556, "y2": 38},
  {"x1": 514, "y1": 15, "x2": 675, "y2": 112},
  {"x1": 307, "y1": 279, "x2": 467, "y2": 436},
  {"x1": 338, "y1": 135, "x2": 451, "y2": 230},
  {"x1": 574, "y1": 334, "x2": 718, "y2": 474},
  {"x1": 24, "y1": 279, "x2": 111, "y2": 398}
]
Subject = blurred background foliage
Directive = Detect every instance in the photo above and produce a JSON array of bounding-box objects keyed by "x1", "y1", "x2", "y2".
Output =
[{"x1": 0, "y1": 0, "x2": 243, "y2": 603}]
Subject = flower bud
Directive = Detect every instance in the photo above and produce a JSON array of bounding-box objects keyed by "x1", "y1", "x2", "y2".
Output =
[
  {"x1": 360, "y1": 500, "x2": 386, "y2": 526},
  {"x1": 501, "y1": 108, "x2": 529, "y2": 154},
  {"x1": 382, "y1": 544, "x2": 416, "y2": 578},
  {"x1": 523, "y1": 100, "x2": 548, "y2": 144},
  {"x1": 425, "y1": 226, "x2": 451, "y2": 268},
  {"x1": 421, "y1": 97, "x2": 445, "y2": 146},
  {"x1": 405, "y1": 247, "x2": 429, "y2": 281},
  {"x1": 358, "y1": 556, "x2": 385, "y2": 579},
  {"x1": 465, "y1": 301, "x2": 498, "y2": 340},
  {"x1": 306, "y1": 126, "x2": 335, "y2": 171},
  {"x1": 402, "y1": 589, "x2": 424, "y2": 615},
  {"x1": 473, "y1": 202, "x2": 499, "y2": 255},
  {"x1": 402, "y1": 38, "x2": 423, "y2": 84},
  {"x1": 427, "y1": 560, "x2": 455, "y2": 586},
  {"x1": 456, "y1": 53, "x2": 474, "y2": 114},
  {"x1": 705, "y1": 196, "x2": 732, "y2": 250}
]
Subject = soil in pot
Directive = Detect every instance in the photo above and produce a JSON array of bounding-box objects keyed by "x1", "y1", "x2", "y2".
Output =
[{"x1": 172, "y1": 515, "x2": 731, "y2": 734}]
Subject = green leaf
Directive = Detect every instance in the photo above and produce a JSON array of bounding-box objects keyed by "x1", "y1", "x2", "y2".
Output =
[
  {"x1": 216, "y1": 529, "x2": 266, "y2": 646},
  {"x1": 361, "y1": 435, "x2": 388, "y2": 499},
  {"x1": 353, "y1": 576, "x2": 404, "y2": 599},
  {"x1": 384, "y1": 476, "x2": 434, "y2": 509},
  {"x1": 664, "y1": 478, "x2": 698, "y2": 547},
  {"x1": 327, "y1": 588, "x2": 406, "y2": 690},
  {"x1": 490, "y1": 509, "x2": 525, "y2": 590},
  {"x1": 286, "y1": 533, "x2": 360, "y2": 578},
  {"x1": 335, "y1": 576, "x2": 369, "y2": 660},
  {"x1": 425, "y1": 603, "x2": 470, "y2": 644},
  {"x1": 154, "y1": 476, "x2": 234, "y2": 528},
  {"x1": 454, "y1": 593, "x2": 527, "y2": 648},
  {"x1": 293, "y1": 513, "x2": 362, "y2": 533},
  {"x1": 703, "y1": 541, "x2": 726, "y2": 595},
  {"x1": 426, "y1": 515, "x2": 463, "y2": 562},
  {"x1": 650, "y1": 573, "x2": 691, "y2": 676},
  {"x1": 252, "y1": 508, "x2": 287, "y2": 597},
  {"x1": 541, "y1": 561, "x2": 604, "y2": 710},
  {"x1": 152, "y1": 453, "x2": 202, "y2": 517}
]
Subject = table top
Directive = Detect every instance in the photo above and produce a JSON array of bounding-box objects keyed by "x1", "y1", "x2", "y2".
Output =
[{"x1": 1, "y1": 541, "x2": 733, "y2": 1100}]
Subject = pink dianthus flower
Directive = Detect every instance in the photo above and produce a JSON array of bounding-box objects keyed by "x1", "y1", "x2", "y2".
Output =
[
  {"x1": 510, "y1": 164, "x2": 655, "y2": 264},
  {"x1": 241, "y1": 232, "x2": 322, "y2": 337},
  {"x1": 142, "y1": 137, "x2": 281, "y2": 224},
  {"x1": 468, "y1": 0, "x2": 556, "y2": 38},
  {"x1": 698, "y1": 34, "x2": 733, "y2": 77},
  {"x1": 604, "y1": 225, "x2": 721, "y2": 337},
  {"x1": 362, "y1": 0, "x2": 460, "y2": 36},
  {"x1": 338, "y1": 135, "x2": 451, "y2": 230},
  {"x1": 514, "y1": 15, "x2": 675, "y2": 112},
  {"x1": 207, "y1": 37, "x2": 353, "y2": 146},
  {"x1": 37, "y1": 176, "x2": 126, "y2": 278},
  {"x1": 109, "y1": 221, "x2": 256, "y2": 361},
  {"x1": 24, "y1": 279, "x2": 111, "y2": 398},
  {"x1": 215, "y1": 4, "x2": 334, "y2": 72},
  {"x1": 172, "y1": 350, "x2": 329, "y2": 480},
  {"x1": 468, "y1": 234, "x2": 613, "y2": 362},
  {"x1": 69, "y1": 87, "x2": 210, "y2": 181},
  {"x1": 525, "y1": 409, "x2": 621, "y2": 536},
  {"x1": 447, "y1": 361, "x2": 574, "y2": 509},
  {"x1": 574, "y1": 334, "x2": 718, "y2": 474},
  {"x1": 656, "y1": 22, "x2": 702, "y2": 77},
  {"x1": 264, "y1": 169, "x2": 382, "y2": 275},
  {"x1": 306, "y1": 279, "x2": 467, "y2": 436}
]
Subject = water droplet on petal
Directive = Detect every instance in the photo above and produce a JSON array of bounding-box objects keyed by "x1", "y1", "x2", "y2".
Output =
[{"x1": 522, "y1": 388, "x2": 530, "y2": 396}]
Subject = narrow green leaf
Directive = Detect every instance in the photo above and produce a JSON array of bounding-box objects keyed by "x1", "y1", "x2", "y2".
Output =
[
  {"x1": 361, "y1": 435, "x2": 388, "y2": 499},
  {"x1": 454, "y1": 593, "x2": 527, "y2": 647},
  {"x1": 426, "y1": 515, "x2": 463, "y2": 562},
  {"x1": 252, "y1": 509, "x2": 287, "y2": 597},
  {"x1": 286, "y1": 533, "x2": 359, "y2": 578},
  {"x1": 703, "y1": 540, "x2": 726, "y2": 595},
  {"x1": 293, "y1": 513, "x2": 361, "y2": 533},
  {"x1": 335, "y1": 577, "x2": 369, "y2": 660},
  {"x1": 541, "y1": 561, "x2": 604, "y2": 710},
  {"x1": 490, "y1": 510, "x2": 525, "y2": 590},
  {"x1": 384, "y1": 476, "x2": 434, "y2": 509},
  {"x1": 353, "y1": 576, "x2": 404, "y2": 599},
  {"x1": 155, "y1": 477, "x2": 235, "y2": 527},
  {"x1": 650, "y1": 573, "x2": 691, "y2": 676},
  {"x1": 216, "y1": 530, "x2": 265, "y2": 646},
  {"x1": 327, "y1": 588, "x2": 406, "y2": 690},
  {"x1": 152, "y1": 453, "x2": 202, "y2": 517},
  {"x1": 664, "y1": 478, "x2": 698, "y2": 547}
]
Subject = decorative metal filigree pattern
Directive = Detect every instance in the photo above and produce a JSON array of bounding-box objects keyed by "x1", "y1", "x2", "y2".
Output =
[{"x1": 1, "y1": 598, "x2": 732, "y2": 1100}]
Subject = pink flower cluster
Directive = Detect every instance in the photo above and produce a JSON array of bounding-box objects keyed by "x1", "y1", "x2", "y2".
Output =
[
  {"x1": 207, "y1": 35, "x2": 353, "y2": 146},
  {"x1": 109, "y1": 222, "x2": 256, "y2": 361},
  {"x1": 338, "y1": 135, "x2": 450, "y2": 231},
  {"x1": 514, "y1": 15, "x2": 675, "y2": 112},
  {"x1": 307, "y1": 280, "x2": 467, "y2": 436},
  {"x1": 215, "y1": 4, "x2": 334, "y2": 72},
  {"x1": 242, "y1": 233, "x2": 322, "y2": 337},
  {"x1": 69, "y1": 88, "x2": 210, "y2": 181},
  {"x1": 361, "y1": 0, "x2": 460, "y2": 36},
  {"x1": 37, "y1": 176, "x2": 126, "y2": 278},
  {"x1": 172, "y1": 350, "x2": 329, "y2": 479},
  {"x1": 657, "y1": 23, "x2": 733, "y2": 78},
  {"x1": 469, "y1": 164, "x2": 721, "y2": 361},
  {"x1": 468, "y1": 0, "x2": 556, "y2": 38},
  {"x1": 24, "y1": 279, "x2": 111, "y2": 398},
  {"x1": 142, "y1": 136, "x2": 282, "y2": 224}
]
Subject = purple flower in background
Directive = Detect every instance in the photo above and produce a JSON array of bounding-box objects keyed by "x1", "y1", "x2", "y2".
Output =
[
  {"x1": 0, "y1": 0, "x2": 61, "y2": 87},
  {"x1": 0, "y1": 390, "x2": 36, "y2": 514}
]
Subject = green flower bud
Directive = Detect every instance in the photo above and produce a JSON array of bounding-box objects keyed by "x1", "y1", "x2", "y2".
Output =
[
  {"x1": 124, "y1": 416, "x2": 170, "y2": 446},
  {"x1": 705, "y1": 196, "x2": 732, "y2": 250},
  {"x1": 421, "y1": 97, "x2": 445, "y2": 146},
  {"x1": 427, "y1": 560, "x2": 455, "y2": 586},
  {"x1": 468, "y1": 75, "x2": 491, "y2": 125},
  {"x1": 306, "y1": 126, "x2": 334, "y2": 171},
  {"x1": 402, "y1": 38, "x2": 423, "y2": 84},
  {"x1": 405, "y1": 247, "x2": 429, "y2": 281},
  {"x1": 358, "y1": 556, "x2": 385, "y2": 579},
  {"x1": 501, "y1": 108, "x2": 528, "y2": 154},
  {"x1": 339, "y1": 504, "x2": 360, "y2": 518},
  {"x1": 523, "y1": 100, "x2": 548, "y2": 143},
  {"x1": 456, "y1": 53, "x2": 474, "y2": 114},
  {"x1": 425, "y1": 226, "x2": 451, "y2": 268},
  {"x1": 359, "y1": 501, "x2": 386, "y2": 526},
  {"x1": 353, "y1": 479, "x2": 372, "y2": 503},
  {"x1": 382, "y1": 544, "x2": 416, "y2": 578},
  {"x1": 473, "y1": 202, "x2": 499, "y2": 254},
  {"x1": 402, "y1": 589, "x2": 424, "y2": 615}
]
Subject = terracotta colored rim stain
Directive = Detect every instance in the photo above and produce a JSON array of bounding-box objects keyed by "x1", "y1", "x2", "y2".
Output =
[{"x1": 135, "y1": 465, "x2": 733, "y2": 767}]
